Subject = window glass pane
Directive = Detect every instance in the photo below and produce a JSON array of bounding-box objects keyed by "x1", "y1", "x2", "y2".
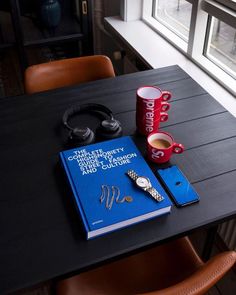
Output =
[
  {"x1": 205, "y1": 17, "x2": 236, "y2": 78},
  {"x1": 153, "y1": 0, "x2": 192, "y2": 41}
]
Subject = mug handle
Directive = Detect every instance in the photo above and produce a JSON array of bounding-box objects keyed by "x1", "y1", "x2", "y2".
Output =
[
  {"x1": 160, "y1": 112, "x2": 168, "y2": 122},
  {"x1": 162, "y1": 91, "x2": 172, "y2": 101},
  {"x1": 161, "y1": 101, "x2": 171, "y2": 112},
  {"x1": 172, "y1": 143, "x2": 184, "y2": 154}
]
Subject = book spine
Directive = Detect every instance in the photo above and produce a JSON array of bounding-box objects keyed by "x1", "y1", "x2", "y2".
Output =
[{"x1": 60, "y1": 152, "x2": 90, "y2": 237}]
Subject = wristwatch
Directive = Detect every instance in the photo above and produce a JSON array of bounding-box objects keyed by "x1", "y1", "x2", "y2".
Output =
[{"x1": 126, "y1": 170, "x2": 164, "y2": 202}]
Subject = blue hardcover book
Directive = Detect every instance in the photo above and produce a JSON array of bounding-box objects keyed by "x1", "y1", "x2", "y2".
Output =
[{"x1": 60, "y1": 136, "x2": 172, "y2": 239}]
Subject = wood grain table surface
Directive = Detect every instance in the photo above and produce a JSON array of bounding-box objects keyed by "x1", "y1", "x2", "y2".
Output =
[{"x1": 1, "y1": 65, "x2": 236, "y2": 294}]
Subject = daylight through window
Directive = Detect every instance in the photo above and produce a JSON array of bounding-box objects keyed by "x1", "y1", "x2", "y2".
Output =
[{"x1": 142, "y1": 0, "x2": 236, "y2": 93}]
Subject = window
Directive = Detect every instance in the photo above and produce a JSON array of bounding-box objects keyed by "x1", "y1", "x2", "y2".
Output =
[
  {"x1": 142, "y1": 0, "x2": 236, "y2": 94},
  {"x1": 153, "y1": 0, "x2": 192, "y2": 42},
  {"x1": 205, "y1": 17, "x2": 236, "y2": 79}
]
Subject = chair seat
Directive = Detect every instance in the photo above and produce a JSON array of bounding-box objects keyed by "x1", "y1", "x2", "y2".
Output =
[{"x1": 56, "y1": 237, "x2": 204, "y2": 295}]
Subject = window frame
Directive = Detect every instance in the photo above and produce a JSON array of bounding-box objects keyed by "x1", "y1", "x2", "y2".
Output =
[
  {"x1": 152, "y1": 0, "x2": 193, "y2": 42},
  {"x1": 215, "y1": 0, "x2": 236, "y2": 11},
  {"x1": 142, "y1": 0, "x2": 236, "y2": 95},
  {"x1": 203, "y1": 16, "x2": 236, "y2": 79}
]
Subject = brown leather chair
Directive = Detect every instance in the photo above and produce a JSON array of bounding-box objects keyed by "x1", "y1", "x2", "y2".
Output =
[
  {"x1": 56, "y1": 236, "x2": 236, "y2": 295},
  {"x1": 24, "y1": 55, "x2": 115, "y2": 94}
]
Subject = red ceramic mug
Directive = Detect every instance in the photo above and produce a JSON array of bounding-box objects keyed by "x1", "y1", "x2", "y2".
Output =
[
  {"x1": 136, "y1": 100, "x2": 171, "y2": 113},
  {"x1": 136, "y1": 111, "x2": 169, "y2": 135},
  {"x1": 137, "y1": 86, "x2": 172, "y2": 106},
  {"x1": 136, "y1": 86, "x2": 171, "y2": 135},
  {"x1": 147, "y1": 131, "x2": 184, "y2": 164}
]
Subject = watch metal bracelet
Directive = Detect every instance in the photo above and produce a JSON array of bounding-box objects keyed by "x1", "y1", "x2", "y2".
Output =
[
  {"x1": 127, "y1": 169, "x2": 164, "y2": 202},
  {"x1": 127, "y1": 170, "x2": 139, "y2": 181},
  {"x1": 147, "y1": 187, "x2": 164, "y2": 202}
]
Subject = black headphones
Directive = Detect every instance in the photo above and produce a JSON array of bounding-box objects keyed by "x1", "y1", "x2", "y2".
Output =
[{"x1": 62, "y1": 103, "x2": 122, "y2": 146}]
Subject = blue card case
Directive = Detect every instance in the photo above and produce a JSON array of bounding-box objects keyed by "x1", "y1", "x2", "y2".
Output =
[{"x1": 157, "y1": 165, "x2": 200, "y2": 207}]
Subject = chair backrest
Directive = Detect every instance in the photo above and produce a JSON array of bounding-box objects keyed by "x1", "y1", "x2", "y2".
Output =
[
  {"x1": 24, "y1": 55, "x2": 115, "y2": 94},
  {"x1": 56, "y1": 236, "x2": 236, "y2": 295}
]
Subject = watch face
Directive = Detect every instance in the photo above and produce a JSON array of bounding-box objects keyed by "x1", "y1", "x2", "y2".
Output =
[{"x1": 136, "y1": 177, "x2": 150, "y2": 188}]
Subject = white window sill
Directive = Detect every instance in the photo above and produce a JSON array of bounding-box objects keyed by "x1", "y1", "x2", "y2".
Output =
[{"x1": 105, "y1": 16, "x2": 236, "y2": 117}]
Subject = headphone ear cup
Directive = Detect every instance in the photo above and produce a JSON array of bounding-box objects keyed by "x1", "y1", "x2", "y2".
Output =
[
  {"x1": 69, "y1": 127, "x2": 95, "y2": 146},
  {"x1": 97, "y1": 119, "x2": 122, "y2": 140}
]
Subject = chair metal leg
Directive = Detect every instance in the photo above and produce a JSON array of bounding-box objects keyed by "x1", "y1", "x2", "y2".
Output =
[{"x1": 202, "y1": 225, "x2": 218, "y2": 261}]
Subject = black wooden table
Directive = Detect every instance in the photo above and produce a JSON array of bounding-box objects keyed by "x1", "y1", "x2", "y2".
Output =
[{"x1": 1, "y1": 65, "x2": 236, "y2": 294}]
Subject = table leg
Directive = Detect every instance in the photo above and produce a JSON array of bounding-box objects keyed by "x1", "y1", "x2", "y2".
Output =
[{"x1": 202, "y1": 225, "x2": 218, "y2": 261}]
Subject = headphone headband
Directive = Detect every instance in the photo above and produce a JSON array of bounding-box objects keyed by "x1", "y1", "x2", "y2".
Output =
[
  {"x1": 62, "y1": 103, "x2": 114, "y2": 130},
  {"x1": 62, "y1": 103, "x2": 122, "y2": 146}
]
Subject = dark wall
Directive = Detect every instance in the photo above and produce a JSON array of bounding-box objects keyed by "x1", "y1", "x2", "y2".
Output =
[
  {"x1": 0, "y1": 0, "x2": 11, "y2": 11},
  {"x1": 0, "y1": 1, "x2": 37, "y2": 13},
  {"x1": 0, "y1": 1, "x2": 73, "y2": 15}
]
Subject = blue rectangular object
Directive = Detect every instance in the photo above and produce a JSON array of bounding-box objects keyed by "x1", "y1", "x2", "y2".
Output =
[
  {"x1": 60, "y1": 136, "x2": 172, "y2": 239},
  {"x1": 157, "y1": 165, "x2": 200, "y2": 207}
]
